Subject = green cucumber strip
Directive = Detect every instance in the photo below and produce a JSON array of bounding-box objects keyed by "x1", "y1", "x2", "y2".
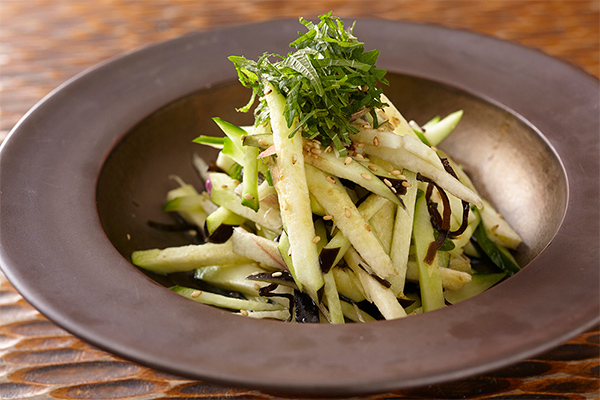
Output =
[
  {"x1": 304, "y1": 148, "x2": 402, "y2": 206},
  {"x1": 306, "y1": 164, "x2": 396, "y2": 280},
  {"x1": 320, "y1": 194, "x2": 390, "y2": 273},
  {"x1": 241, "y1": 145, "x2": 260, "y2": 211},
  {"x1": 444, "y1": 273, "x2": 506, "y2": 304},
  {"x1": 172, "y1": 286, "x2": 284, "y2": 312},
  {"x1": 421, "y1": 115, "x2": 441, "y2": 130},
  {"x1": 266, "y1": 82, "x2": 324, "y2": 301},
  {"x1": 323, "y1": 270, "x2": 344, "y2": 324},
  {"x1": 380, "y1": 93, "x2": 418, "y2": 139},
  {"x1": 332, "y1": 266, "x2": 366, "y2": 303},
  {"x1": 209, "y1": 172, "x2": 282, "y2": 231},
  {"x1": 131, "y1": 241, "x2": 252, "y2": 274},
  {"x1": 242, "y1": 133, "x2": 273, "y2": 148},
  {"x1": 368, "y1": 199, "x2": 395, "y2": 254},
  {"x1": 479, "y1": 199, "x2": 522, "y2": 250},
  {"x1": 277, "y1": 230, "x2": 299, "y2": 290},
  {"x1": 163, "y1": 194, "x2": 208, "y2": 213},
  {"x1": 344, "y1": 248, "x2": 407, "y2": 320},
  {"x1": 205, "y1": 206, "x2": 246, "y2": 235},
  {"x1": 339, "y1": 300, "x2": 376, "y2": 323},
  {"x1": 423, "y1": 110, "x2": 463, "y2": 146},
  {"x1": 192, "y1": 135, "x2": 225, "y2": 148},
  {"x1": 472, "y1": 219, "x2": 520, "y2": 275},
  {"x1": 364, "y1": 144, "x2": 482, "y2": 208},
  {"x1": 389, "y1": 170, "x2": 418, "y2": 295},
  {"x1": 412, "y1": 193, "x2": 445, "y2": 312},
  {"x1": 231, "y1": 227, "x2": 287, "y2": 271},
  {"x1": 405, "y1": 260, "x2": 471, "y2": 291},
  {"x1": 194, "y1": 263, "x2": 267, "y2": 298}
]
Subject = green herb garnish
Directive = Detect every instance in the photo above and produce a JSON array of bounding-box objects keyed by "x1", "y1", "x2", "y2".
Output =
[{"x1": 229, "y1": 12, "x2": 388, "y2": 156}]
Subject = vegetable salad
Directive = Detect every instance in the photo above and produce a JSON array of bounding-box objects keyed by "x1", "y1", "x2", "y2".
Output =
[{"x1": 131, "y1": 13, "x2": 522, "y2": 323}]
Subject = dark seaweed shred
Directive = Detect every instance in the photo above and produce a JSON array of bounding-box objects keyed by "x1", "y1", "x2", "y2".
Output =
[
  {"x1": 318, "y1": 247, "x2": 341, "y2": 274},
  {"x1": 293, "y1": 290, "x2": 320, "y2": 323}
]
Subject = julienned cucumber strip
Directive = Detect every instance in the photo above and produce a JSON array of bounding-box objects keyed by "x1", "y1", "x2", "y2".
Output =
[
  {"x1": 172, "y1": 286, "x2": 284, "y2": 312},
  {"x1": 306, "y1": 164, "x2": 396, "y2": 280},
  {"x1": 131, "y1": 241, "x2": 252, "y2": 274},
  {"x1": 209, "y1": 172, "x2": 282, "y2": 231},
  {"x1": 412, "y1": 192, "x2": 445, "y2": 312},
  {"x1": 423, "y1": 110, "x2": 463, "y2": 147},
  {"x1": 444, "y1": 273, "x2": 506, "y2": 304},
  {"x1": 265, "y1": 82, "x2": 324, "y2": 301},
  {"x1": 241, "y1": 145, "x2": 260, "y2": 211},
  {"x1": 304, "y1": 148, "x2": 402, "y2": 206},
  {"x1": 389, "y1": 170, "x2": 418, "y2": 295},
  {"x1": 471, "y1": 217, "x2": 520, "y2": 275}
]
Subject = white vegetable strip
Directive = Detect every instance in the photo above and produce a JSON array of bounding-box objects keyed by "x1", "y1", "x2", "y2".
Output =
[
  {"x1": 363, "y1": 145, "x2": 483, "y2": 208},
  {"x1": 380, "y1": 94, "x2": 417, "y2": 138},
  {"x1": 344, "y1": 248, "x2": 407, "y2": 320},
  {"x1": 322, "y1": 194, "x2": 392, "y2": 271},
  {"x1": 209, "y1": 172, "x2": 282, "y2": 231},
  {"x1": 131, "y1": 241, "x2": 252, "y2": 274},
  {"x1": 405, "y1": 260, "x2": 472, "y2": 291},
  {"x1": 304, "y1": 147, "x2": 401, "y2": 206},
  {"x1": 230, "y1": 227, "x2": 287, "y2": 271},
  {"x1": 413, "y1": 194, "x2": 446, "y2": 312},
  {"x1": 305, "y1": 164, "x2": 397, "y2": 280},
  {"x1": 173, "y1": 286, "x2": 284, "y2": 311},
  {"x1": 353, "y1": 127, "x2": 441, "y2": 166},
  {"x1": 265, "y1": 82, "x2": 324, "y2": 299},
  {"x1": 389, "y1": 170, "x2": 418, "y2": 295}
]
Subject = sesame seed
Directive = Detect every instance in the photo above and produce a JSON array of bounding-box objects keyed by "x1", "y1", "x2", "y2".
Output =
[
  {"x1": 312, "y1": 236, "x2": 321, "y2": 243},
  {"x1": 311, "y1": 148, "x2": 322, "y2": 155},
  {"x1": 240, "y1": 309, "x2": 249, "y2": 316},
  {"x1": 233, "y1": 179, "x2": 241, "y2": 185},
  {"x1": 355, "y1": 153, "x2": 364, "y2": 160},
  {"x1": 344, "y1": 208, "x2": 352, "y2": 218},
  {"x1": 283, "y1": 200, "x2": 290, "y2": 211},
  {"x1": 243, "y1": 193, "x2": 255, "y2": 200},
  {"x1": 221, "y1": 184, "x2": 228, "y2": 189},
  {"x1": 391, "y1": 187, "x2": 397, "y2": 194},
  {"x1": 402, "y1": 181, "x2": 412, "y2": 187},
  {"x1": 258, "y1": 139, "x2": 269, "y2": 147},
  {"x1": 326, "y1": 176, "x2": 336, "y2": 184},
  {"x1": 391, "y1": 169, "x2": 402, "y2": 176},
  {"x1": 368, "y1": 165, "x2": 378, "y2": 171},
  {"x1": 323, "y1": 215, "x2": 333, "y2": 220},
  {"x1": 357, "y1": 142, "x2": 365, "y2": 148},
  {"x1": 191, "y1": 290, "x2": 202, "y2": 298},
  {"x1": 272, "y1": 271, "x2": 283, "y2": 277},
  {"x1": 373, "y1": 137, "x2": 380, "y2": 147},
  {"x1": 253, "y1": 283, "x2": 261, "y2": 291},
  {"x1": 313, "y1": 141, "x2": 321, "y2": 149},
  {"x1": 344, "y1": 157, "x2": 353, "y2": 165},
  {"x1": 364, "y1": 223, "x2": 371, "y2": 232},
  {"x1": 292, "y1": 154, "x2": 298, "y2": 164},
  {"x1": 325, "y1": 146, "x2": 333, "y2": 153},
  {"x1": 361, "y1": 173, "x2": 372, "y2": 181},
  {"x1": 397, "y1": 174, "x2": 407, "y2": 180},
  {"x1": 383, "y1": 178, "x2": 393, "y2": 187}
]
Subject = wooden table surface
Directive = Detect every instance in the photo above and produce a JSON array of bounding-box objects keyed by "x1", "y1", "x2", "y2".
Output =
[{"x1": 0, "y1": 1, "x2": 598, "y2": 399}]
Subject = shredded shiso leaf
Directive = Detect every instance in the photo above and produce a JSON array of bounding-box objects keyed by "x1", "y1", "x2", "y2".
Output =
[{"x1": 229, "y1": 12, "x2": 389, "y2": 156}]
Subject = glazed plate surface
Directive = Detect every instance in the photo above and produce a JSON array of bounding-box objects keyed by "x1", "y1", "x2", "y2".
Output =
[{"x1": 0, "y1": 20, "x2": 598, "y2": 397}]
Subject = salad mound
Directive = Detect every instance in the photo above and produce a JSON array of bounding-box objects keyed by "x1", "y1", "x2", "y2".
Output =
[{"x1": 131, "y1": 13, "x2": 522, "y2": 323}]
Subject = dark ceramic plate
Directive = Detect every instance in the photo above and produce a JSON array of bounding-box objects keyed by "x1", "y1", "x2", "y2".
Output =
[{"x1": 0, "y1": 19, "x2": 598, "y2": 397}]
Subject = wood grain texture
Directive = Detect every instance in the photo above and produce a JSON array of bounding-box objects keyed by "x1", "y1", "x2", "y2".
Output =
[{"x1": 0, "y1": 1, "x2": 598, "y2": 398}]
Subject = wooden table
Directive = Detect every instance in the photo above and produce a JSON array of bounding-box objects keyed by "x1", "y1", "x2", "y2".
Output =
[{"x1": 0, "y1": 1, "x2": 598, "y2": 398}]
